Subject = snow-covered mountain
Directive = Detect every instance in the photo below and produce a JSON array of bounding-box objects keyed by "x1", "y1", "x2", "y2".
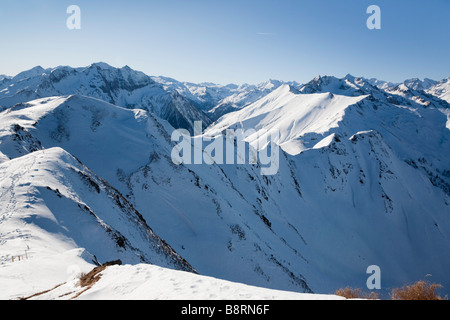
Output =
[
  {"x1": 205, "y1": 77, "x2": 450, "y2": 294},
  {"x1": 299, "y1": 74, "x2": 374, "y2": 96},
  {"x1": 0, "y1": 147, "x2": 194, "y2": 269},
  {"x1": 0, "y1": 63, "x2": 211, "y2": 133},
  {"x1": 151, "y1": 76, "x2": 301, "y2": 121},
  {"x1": 0, "y1": 63, "x2": 300, "y2": 133},
  {"x1": 206, "y1": 80, "x2": 303, "y2": 121},
  {"x1": 427, "y1": 77, "x2": 450, "y2": 104},
  {"x1": 298, "y1": 74, "x2": 450, "y2": 110},
  {"x1": 1, "y1": 67, "x2": 450, "y2": 300},
  {"x1": 384, "y1": 82, "x2": 449, "y2": 109},
  {"x1": 0, "y1": 146, "x2": 198, "y2": 299},
  {"x1": 206, "y1": 84, "x2": 368, "y2": 155},
  {"x1": 0, "y1": 75, "x2": 10, "y2": 82},
  {"x1": 403, "y1": 78, "x2": 437, "y2": 91},
  {"x1": 367, "y1": 78, "x2": 399, "y2": 90},
  {"x1": 0, "y1": 95, "x2": 319, "y2": 295},
  {"x1": 150, "y1": 76, "x2": 247, "y2": 111}
]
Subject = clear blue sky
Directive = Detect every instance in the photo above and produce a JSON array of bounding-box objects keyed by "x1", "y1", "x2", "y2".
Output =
[{"x1": 1, "y1": 0, "x2": 449, "y2": 85}]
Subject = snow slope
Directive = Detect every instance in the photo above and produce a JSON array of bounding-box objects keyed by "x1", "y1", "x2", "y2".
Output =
[
  {"x1": 20, "y1": 263, "x2": 343, "y2": 300},
  {"x1": 0, "y1": 143, "x2": 340, "y2": 301},
  {"x1": 427, "y1": 77, "x2": 450, "y2": 103},
  {"x1": 152, "y1": 76, "x2": 301, "y2": 121},
  {"x1": 0, "y1": 95, "x2": 176, "y2": 188},
  {"x1": 205, "y1": 78, "x2": 450, "y2": 294},
  {"x1": 206, "y1": 80, "x2": 302, "y2": 121},
  {"x1": 205, "y1": 84, "x2": 368, "y2": 155},
  {"x1": 0, "y1": 147, "x2": 195, "y2": 299}
]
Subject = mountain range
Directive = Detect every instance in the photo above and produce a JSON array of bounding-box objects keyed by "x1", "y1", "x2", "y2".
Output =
[{"x1": 1, "y1": 63, "x2": 449, "y2": 299}]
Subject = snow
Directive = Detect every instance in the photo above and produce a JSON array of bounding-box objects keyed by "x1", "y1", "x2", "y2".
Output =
[
  {"x1": 1, "y1": 65, "x2": 450, "y2": 300},
  {"x1": 0, "y1": 140, "x2": 342, "y2": 301},
  {"x1": 0, "y1": 248, "x2": 93, "y2": 300},
  {"x1": 427, "y1": 77, "x2": 450, "y2": 103},
  {"x1": 0, "y1": 147, "x2": 195, "y2": 299},
  {"x1": 0, "y1": 64, "x2": 210, "y2": 134},
  {"x1": 403, "y1": 78, "x2": 437, "y2": 91},
  {"x1": 151, "y1": 76, "x2": 300, "y2": 121},
  {"x1": 25, "y1": 263, "x2": 343, "y2": 300},
  {"x1": 313, "y1": 133, "x2": 336, "y2": 150},
  {"x1": 205, "y1": 85, "x2": 367, "y2": 155},
  {"x1": 440, "y1": 108, "x2": 450, "y2": 130}
]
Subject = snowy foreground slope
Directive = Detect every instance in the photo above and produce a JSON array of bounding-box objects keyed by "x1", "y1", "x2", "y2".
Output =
[
  {"x1": 1, "y1": 69, "x2": 450, "y2": 299},
  {"x1": 0, "y1": 148, "x2": 339, "y2": 300},
  {"x1": 0, "y1": 147, "x2": 198, "y2": 299},
  {"x1": 7, "y1": 263, "x2": 342, "y2": 300}
]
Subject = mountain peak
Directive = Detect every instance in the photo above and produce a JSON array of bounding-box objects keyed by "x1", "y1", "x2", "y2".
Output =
[
  {"x1": 403, "y1": 77, "x2": 437, "y2": 91},
  {"x1": 343, "y1": 73, "x2": 356, "y2": 81},
  {"x1": 13, "y1": 65, "x2": 47, "y2": 80},
  {"x1": 259, "y1": 79, "x2": 282, "y2": 91},
  {"x1": 88, "y1": 62, "x2": 115, "y2": 70}
]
